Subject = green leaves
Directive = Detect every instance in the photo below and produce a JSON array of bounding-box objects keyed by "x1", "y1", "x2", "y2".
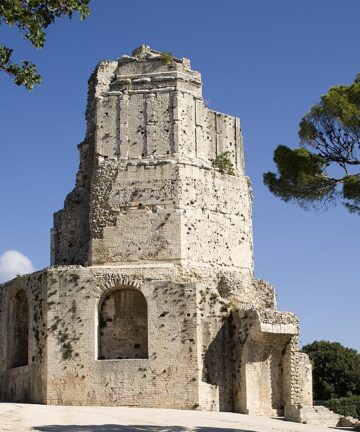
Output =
[
  {"x1": 0, "y1": 46, "x2": 41, "y2": 90},
  {"x1": 343, "y1": 175, "x2": 360, "y2": 199},
  {"x1": 343, "y1": 175, "x2": 360, "y2": 213},
  {"x1": 210, "y1": 151, "x2": 235, "y2": 175},
  {"x1": 265, "y1": 73, "x2": 360, "y2": 214},
  {"x1": 0, "y1": 0, "x2": 90, "y2": 90},
  {"x1": 325, "y1": 395, "x2": 360, "y2": 419},
  {"x1": 160, "y1": 51, "x2": 174, "y2": 65},
  {"x1": 302, "y1": 341, "x2": 360, "y2": 400},
  {"x1": 263, "y1": 145, "x2": 337, "y2": 208}
]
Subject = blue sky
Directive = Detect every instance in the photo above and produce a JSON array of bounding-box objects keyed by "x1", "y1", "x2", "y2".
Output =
[{"x1": 0, "y1": 0, "x2": 359, "y2": 351}]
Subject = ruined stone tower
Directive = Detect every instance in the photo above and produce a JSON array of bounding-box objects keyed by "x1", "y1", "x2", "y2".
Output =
[{"x1": 0, "y1": 46, "x2": 314, "y2": 420}]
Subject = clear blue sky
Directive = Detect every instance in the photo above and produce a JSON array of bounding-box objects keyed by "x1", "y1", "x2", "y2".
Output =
[{"x1": 0, "y1": 0, "x2": 359, "y2": 351}]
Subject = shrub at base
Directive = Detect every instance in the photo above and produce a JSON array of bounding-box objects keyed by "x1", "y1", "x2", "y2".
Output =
[{"x1": 325, "y1": 395, "x2": 360, "y2": 419}]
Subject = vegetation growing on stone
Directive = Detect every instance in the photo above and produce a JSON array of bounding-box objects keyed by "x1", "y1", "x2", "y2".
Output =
[
  {"x1": 160, "y1": 51, "x2": 174, "y2": 65},
  {"x1": 210, "y1": 151, "x2": 235, "y2": 175},
  {"x1": 264, "y1": 73, "x2": 360, "y2": 213}
]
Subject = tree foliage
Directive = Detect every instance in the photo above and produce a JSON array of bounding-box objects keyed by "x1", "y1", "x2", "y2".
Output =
[
  {"x1": 302, "y1": 340, "x2": 360, "y2": 400},
  {"x1": 264, "y1": 74, "x2": 360, "y2": 213},
  {"x1": 325, "y1": 395, "x2": 360, "y2": 419},
  {"x1": 0, "y1": 0, "x2": 90, "y2": 90}
]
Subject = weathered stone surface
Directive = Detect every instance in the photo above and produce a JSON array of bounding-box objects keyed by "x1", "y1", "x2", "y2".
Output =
[{"x1": 0, "y1": 46, "x2": 325, "y2": 423}]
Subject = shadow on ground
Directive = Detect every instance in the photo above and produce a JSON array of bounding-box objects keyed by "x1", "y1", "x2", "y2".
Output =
[
  {"x1": 32, "y1": 425, "x2": 257, "y2": 432},
  {"x1": 329, "y1": 429, "x2": 356, "y2": 431}
]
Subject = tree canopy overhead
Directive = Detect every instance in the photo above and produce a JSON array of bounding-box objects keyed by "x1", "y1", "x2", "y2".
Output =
[
  {"x1": 264, "y1": 74, "x2": 360, "y2": 214},
  {"x1": 0, "y1": 0, "x2": 90, "y2": 90}
]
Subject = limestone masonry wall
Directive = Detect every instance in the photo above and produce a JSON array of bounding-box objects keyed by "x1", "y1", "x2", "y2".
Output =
[
  {"x1": 0, "y1": 272, "x2": 47, "y2": 403},
  {"x1": 52, "y1": 45, "x2": 248, "y2": 270},
  {"x1": 0, "y1": 46, "x2": 316, "y2": 424}
]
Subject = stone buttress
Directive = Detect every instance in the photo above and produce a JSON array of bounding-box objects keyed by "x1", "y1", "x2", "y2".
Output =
[{"x1": 0, "y1": 46, "x2": 317, "y2": 421}]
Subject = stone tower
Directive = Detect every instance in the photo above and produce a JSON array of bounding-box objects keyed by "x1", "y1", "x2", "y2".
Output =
[
  {"x1": 0, "y1": 46, "x2": 315, "y2": 420},
  {"x1": 51, "y1": 44, "x2": 251, "y2": 279}
]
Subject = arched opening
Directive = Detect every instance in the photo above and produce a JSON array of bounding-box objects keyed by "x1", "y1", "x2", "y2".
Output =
[
  {"x1": 8, "y1": 290, "x2": 29, "y2": 368},
  {"x1": 98, "y1": 288, "x2": 148, "y2": 359}
]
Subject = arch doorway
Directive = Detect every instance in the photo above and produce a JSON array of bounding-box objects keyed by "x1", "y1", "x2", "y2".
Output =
[{"x1": 98, "y1": 288, "x2": 148, "y2": 359}]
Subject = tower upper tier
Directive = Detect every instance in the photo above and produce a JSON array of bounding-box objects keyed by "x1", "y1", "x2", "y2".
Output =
[
  {"x1": 94, "y1": 45, "x2": 244, "y2": 170},
  {"x1": 52, "y1": 46, "x2": 253, "y2": 276}
]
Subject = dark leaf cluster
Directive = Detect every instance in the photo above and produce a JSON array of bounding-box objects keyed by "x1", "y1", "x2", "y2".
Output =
[
  {"x1": 0, "y1": 46, "x2": 40, "y2": 89},
  {"x1": 264, "y1": 74, "x2": 360, "y2": 214},
  {"x1": 325, "y1": 395, "x2": 360, "y2": 419},
  {"x1": 0, "y1": 0, "x2": 90, "y2": 89},
  {"x1": 302, "y1": 340, "x2": 360, "y2": 401},
  {"x1": 263, "y1": 145, "x2": 337, "y2": 209},
  {"x1": 210, "y1": 151, "x2": 235, "y2": 175}
]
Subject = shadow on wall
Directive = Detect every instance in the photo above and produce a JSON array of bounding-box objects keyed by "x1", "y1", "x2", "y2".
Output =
[
  {"x1": 203, "y1": 315, "x2": 234, "y2": 411},
  {"x1": 32, "y1": 425, "x2": 258, "y2": 432}
]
